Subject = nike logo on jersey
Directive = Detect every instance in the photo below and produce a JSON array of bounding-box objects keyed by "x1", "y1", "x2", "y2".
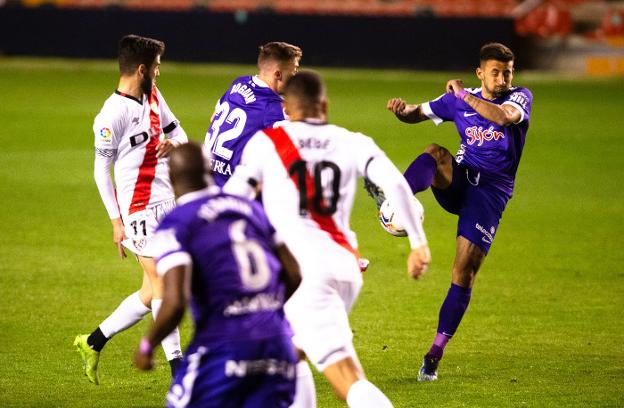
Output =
[{"x1": 463, "y1": 112, "x2": 478, "y2": 117}]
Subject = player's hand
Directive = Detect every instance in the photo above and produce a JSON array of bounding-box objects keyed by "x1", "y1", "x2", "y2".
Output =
[
  {"x1": 156, "y1": 138, "x2": 177, "y2": 159},
  {"x1": 133, "y1": 348, "x2": 154, "y2": 371},
  {"x1": 407, "y1": 245, "x2": 431, "y2": 279},
  {"x1": 446, "y1": 79, "x2": 465, "y2": 97},
  {"x1": 111, "y1": 218, "x2": 127, "y2": 259},
  {"x1": 387, "y1": 98, "x2": 408, "y2": 117}
]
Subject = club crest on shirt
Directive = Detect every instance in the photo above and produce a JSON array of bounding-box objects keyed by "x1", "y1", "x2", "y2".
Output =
[{"x1": 99, "y1": 127, "x2": 112, "y2": 142}]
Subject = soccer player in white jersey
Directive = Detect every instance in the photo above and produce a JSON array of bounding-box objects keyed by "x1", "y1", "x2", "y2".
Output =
[
  {"x1": 74, "y1": 34, "x2": 188, "y2": 385},
  {"x1": 224, "y1": 70, "x2": 431, "y2": 408}
]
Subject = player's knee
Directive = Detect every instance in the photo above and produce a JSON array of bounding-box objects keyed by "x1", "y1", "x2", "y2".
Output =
[{"x1": 423, "y1": 143, "x2": 451, "y2": 164}]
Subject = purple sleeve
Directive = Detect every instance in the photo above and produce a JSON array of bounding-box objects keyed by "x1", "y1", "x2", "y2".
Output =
[
  {"x1": 426, "y1": 92, "x2": 458, "y2": 123},
  {"x1": 503, "y1": 87, "x2": 533, "y2": 123}
]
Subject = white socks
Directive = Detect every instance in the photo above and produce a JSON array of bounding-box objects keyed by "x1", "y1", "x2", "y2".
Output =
[
  {"x1": 99, "y1": 291, "x2": 151, "y2": 338},
  {"x1": 290, "y1": 360, "x2": 317, "y2": 408},
  {"x1": 151, "y1": 299, "x2": 183, "y2": 361},
  {"x1": 346, "y1": 379, "x2": 393, "y2": 408}
]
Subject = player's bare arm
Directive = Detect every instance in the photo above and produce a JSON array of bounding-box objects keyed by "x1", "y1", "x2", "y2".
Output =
[
  {"x1": 111, "y1": 218, "x2": 127, "y2": 259},
  {"x1": 275, "y1": 244, "x2": 302, "y2": 300},
  {"x1": 387, "y1": 98, "x2": 429, "y2": 123},
  {"x1": 134, "y1": 264, "x2": 186, "y2": 370},
  {"x1": 446, "y1": 79, "x2": 521, "y2": 126}
]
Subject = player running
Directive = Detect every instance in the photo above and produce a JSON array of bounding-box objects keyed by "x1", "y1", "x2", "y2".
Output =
[
  {"x1": 134, "y1": 142, "x2": 301, "y2": 408},
  {"x1": 74, "y1": 34, "x2": 187, "y2": 384},
  {"x1": 204, "y1": 41, "x2": 302, "y2": 186},
  {"x1": 385, "y1": 42, "x2": 533, "y2": 381},
  {"x1": 225, "y1": 70, "x2": 431, "y2": 408}
]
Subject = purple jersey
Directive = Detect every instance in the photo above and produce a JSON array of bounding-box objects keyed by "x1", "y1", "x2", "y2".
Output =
[
  {"x1": 422, "y1": 86, "x2": 532, "y2": 196},
  {"x1": 204, "y1": 76, "x2": 285, "y2": 186},
  {"x1": 153, "y1": 187, "x2": 291, "y2": 345}
]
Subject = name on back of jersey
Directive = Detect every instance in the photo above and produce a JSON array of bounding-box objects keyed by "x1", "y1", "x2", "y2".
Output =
[
  {"x1": 299, "y1": 137, "x2": 330, "y2": 150},
  {"x1": 230, "y1": 83, "x2": 257, "y2": 104}
]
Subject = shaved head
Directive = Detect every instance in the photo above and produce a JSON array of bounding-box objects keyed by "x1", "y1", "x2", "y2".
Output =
[
  {"x1": 282, "y1": 70, "x2": 327, "y2": 121},
  {"x1": 169, "y1": 142, "x2": 212, "y2": 198}
]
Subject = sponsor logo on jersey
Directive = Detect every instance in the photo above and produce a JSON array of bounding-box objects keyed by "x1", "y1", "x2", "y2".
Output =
[
  {"x1": 465, "y1": 126, "x2": 504, "y2": 146},
  {"x1": 99, "y1": 127, "x2": 112, "y2": 141},
  {"x1": 475, "y1": 223, "x2": 495, "y2": 244}
]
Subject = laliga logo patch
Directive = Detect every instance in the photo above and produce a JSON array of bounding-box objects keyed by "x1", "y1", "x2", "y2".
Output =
[{"x1": 99, "y1": 127, "x2": 112, "y2": 141}]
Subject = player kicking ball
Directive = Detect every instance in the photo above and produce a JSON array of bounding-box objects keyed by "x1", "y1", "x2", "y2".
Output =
[
  {"x1": 74, "y1": 34, "x2": 188, "y2": 384},
  {"x1": 385, "y1": 42, "x2": 533, "y2": 381}
]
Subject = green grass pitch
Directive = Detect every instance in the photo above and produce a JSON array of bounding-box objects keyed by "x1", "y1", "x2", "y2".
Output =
[{"x1": 0, "y1": 58, "x2": 622, "y2": 407}]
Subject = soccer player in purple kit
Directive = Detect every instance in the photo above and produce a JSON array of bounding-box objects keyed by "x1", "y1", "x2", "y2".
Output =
[
  {"x1": 204, "y1": 41, "x2": 302, "y2": 186},
  {"x1": 134, "y1": 142, "x2": 302, "y2": 407},
  {"x1": 386, "y1": 43, "x2": 533, "y2": 381}
]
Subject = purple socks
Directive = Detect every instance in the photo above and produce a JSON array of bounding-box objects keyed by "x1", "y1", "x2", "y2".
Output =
[
  {"x1": 403, "y1": 153, "x2": 437, "y2": 193},
  {"x1": 427, "y1": 283, "x2": 472, "y2": 359}
]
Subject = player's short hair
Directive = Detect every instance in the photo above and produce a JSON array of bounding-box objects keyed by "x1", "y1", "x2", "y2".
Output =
[
  {"x1": 283, "y1": 70, "x2": 324, "y2": 105},
  {"x1": 257, "y1": 42, "x2": 302, "y2": 66},
  {"x1": 479, "y1": 42, "x2": 514, "y2": 64},
  {"x1": 118, "y1": 34, "x2": 165, "y2": 75}
]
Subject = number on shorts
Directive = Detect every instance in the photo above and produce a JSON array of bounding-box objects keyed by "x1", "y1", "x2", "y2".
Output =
[
  {"x1": 288, "y1": 160, "x2": 341, "y2": 216},
  {"x1": 229, "y1": 219, "x2": 271, "y2": 291},
  {"x1": 130, "y1": 219, "x2": 147, "y2": 236}
]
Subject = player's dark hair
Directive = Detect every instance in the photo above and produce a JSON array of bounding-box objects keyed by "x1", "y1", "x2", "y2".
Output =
[
  {"x1": 283, "y1": 70, "x2": 324, "y2": 106},
  {"x1": 479, "y1": 42, "x2": 514, "y2": 64},
  {"x1": 257, "y1": 42, "x2": 302, "y2": 66},
  {"x1": 118, "y1": 34, "x2": 165, "y2": 75}
]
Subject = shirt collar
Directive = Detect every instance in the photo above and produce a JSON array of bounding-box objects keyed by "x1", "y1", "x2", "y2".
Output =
[{"x1": 252, "y1": 75, "x2": 270, "y2": 88}]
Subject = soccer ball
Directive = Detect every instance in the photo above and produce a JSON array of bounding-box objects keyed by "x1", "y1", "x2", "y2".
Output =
[{"x1": 378, "y1": 198, "x2": 424, "y2": 237}]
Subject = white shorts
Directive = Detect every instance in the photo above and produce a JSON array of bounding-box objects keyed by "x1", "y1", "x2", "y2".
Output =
[
  {"x1": 284, "y1": 238, "x2": 363, "y2": 372},
  {"x1": 121, "y1": 198, "x2": 175, "y2": 257}
]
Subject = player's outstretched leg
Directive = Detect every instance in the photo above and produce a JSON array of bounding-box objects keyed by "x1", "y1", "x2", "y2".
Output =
[
  {"x1": 403, "y1": 152, "x2": 437, "y2": 194},
  {"x1": 74, "y1": 334, "x2": 100, "y2": 385}
]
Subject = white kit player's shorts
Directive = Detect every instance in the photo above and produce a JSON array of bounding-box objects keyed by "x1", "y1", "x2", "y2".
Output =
[
  {"x1": 284, "y1": 237, "x2": 363, "y2": 372},
  {"x1": 121, "y1": 198, "x2": 175, "y2": 257}
]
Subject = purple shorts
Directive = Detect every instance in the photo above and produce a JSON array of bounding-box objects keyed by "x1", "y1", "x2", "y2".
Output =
[
  {"x1": 166, "y1": 335, "x2": 297, "y2": 408},
  {"x1": 431, "y1": 159, "x2": 510, "y2": 254}
]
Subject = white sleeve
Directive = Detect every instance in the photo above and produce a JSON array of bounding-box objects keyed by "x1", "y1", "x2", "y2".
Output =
[
  {"x1": 366, "y1": 155, "x2": 427, "y2": 248},
  {"x1": 93, "y1": 104, "x2": 123, "y2": 219},
  {"x1": 94, "y1": 149, "x2": 120, "y2": 219}
]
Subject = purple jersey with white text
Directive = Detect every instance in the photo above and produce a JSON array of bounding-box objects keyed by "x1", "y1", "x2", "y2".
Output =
[
  {"x1": 204, "y1": 76, "x2": 285, "y2": 186},
  {"x1": 422, "y1": 87, "x2": 532, "y2": 196},
  {"x1": 154, "y1": 188, "x2": 291, "y2": 346}
]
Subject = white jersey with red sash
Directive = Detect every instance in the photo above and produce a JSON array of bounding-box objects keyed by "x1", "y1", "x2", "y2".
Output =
[
  {"x1": 237, "y1": 119, "x2": 385, "y2": 262},
  {"x1": 93, "y1": 86, "x2": 181, "y2": 220},
  {"x1": 229, "y1": 119, "x2": 389, "y2": 369}
]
